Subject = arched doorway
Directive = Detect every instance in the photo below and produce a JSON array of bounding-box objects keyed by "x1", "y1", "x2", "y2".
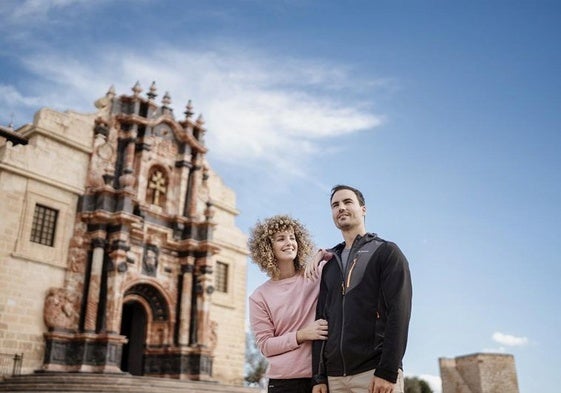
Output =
[{"x1": 120, "y1": 301, "x2": 147, "y2": 375}]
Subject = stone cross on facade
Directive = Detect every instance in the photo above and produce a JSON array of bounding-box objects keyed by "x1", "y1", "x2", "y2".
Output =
[{"x1": 148, "y1": 170, "x2": 166, "y2": 205}]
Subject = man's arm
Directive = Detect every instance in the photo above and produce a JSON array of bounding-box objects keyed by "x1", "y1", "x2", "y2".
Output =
[{"x1": 374, "y1": 242, "x2": 412, "y2": 383}]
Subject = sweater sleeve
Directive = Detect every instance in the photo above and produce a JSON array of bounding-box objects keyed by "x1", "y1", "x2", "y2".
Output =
[
  {"x1": 374, "y1": 242, "x2": 413, "y2": 383},
  {"x1": 249, "y1": 292, "x2": 300, "y2": 358}
]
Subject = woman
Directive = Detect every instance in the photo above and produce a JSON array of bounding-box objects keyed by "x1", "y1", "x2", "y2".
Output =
[{"x1": 248, "y1": 215, "x2": 329, "y2": 393}]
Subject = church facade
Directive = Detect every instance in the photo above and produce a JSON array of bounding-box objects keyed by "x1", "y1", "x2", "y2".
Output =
[{"x1": 0, "y1": 83, "x2": 249, "y2": 385}]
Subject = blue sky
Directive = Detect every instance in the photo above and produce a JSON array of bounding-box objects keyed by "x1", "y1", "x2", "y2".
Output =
[{"x1": 1, "y1": 1, "x2": 560, "y2": 392}]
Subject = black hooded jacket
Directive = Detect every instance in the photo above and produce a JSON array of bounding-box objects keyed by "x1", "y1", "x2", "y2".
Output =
[{"x1": 312, "y1": 233, "x2": 412, "y2": 385}]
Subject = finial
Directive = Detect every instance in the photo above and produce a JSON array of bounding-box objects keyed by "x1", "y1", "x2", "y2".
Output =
[
  {"x1": 196, "y1": 114, "x2": 205, "y2": 125},
  {"x1": 184, "y1": 100, "x2": 194, "y2": 119},
  {"x1": 162, "y1": 91, "x2": 172, "y2": 107},
  {"x1": 8, "y1": 112, "x2": 14, "y2": 129},
  {"x1": 132, "y1": 81, "x2": 143, "y2": 96},
  {"x1": 95, "y1": 86, "x2": 114, "y2": 110},
  {"x1": 147, "y1": 81, "x2": 157, "y2": 101}
]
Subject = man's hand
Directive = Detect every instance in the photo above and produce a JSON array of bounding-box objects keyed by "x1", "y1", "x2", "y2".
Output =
[
  {"x1": 312, "y1": 383, "x2": 328, "y2": 393},
  {"x1": 296, "y1": 319, "x2": 328, "y2": 343},
  {"x1": 304, "y1": 249, "x2": 333, "y2": 279},
  {"x1": 369, "y1": 376, "x2": 395, "y2": 393}
]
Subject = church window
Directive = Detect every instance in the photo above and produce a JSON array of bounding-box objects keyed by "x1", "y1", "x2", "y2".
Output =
[
  {"x1": 215, "y1": 262, "x2": 229, "y2": 293},
  {"x1": 121, "y1": 100, "x2": 134, "y2": 114},
  {"x1": 139, "y1": 102, "x2": 149, "y2": 117},
  {"x1": 30, "y1": 204, "x2": 58, "y2": 247}
]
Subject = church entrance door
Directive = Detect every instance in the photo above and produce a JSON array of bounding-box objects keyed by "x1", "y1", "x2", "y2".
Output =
[{"x1": 120, "y1": 301, "x2": 147, "y2": 375}]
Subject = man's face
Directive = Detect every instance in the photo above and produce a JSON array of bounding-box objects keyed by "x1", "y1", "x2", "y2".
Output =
[{"x1": 331, "y1": 189, "x2": 366, "y2": 231}]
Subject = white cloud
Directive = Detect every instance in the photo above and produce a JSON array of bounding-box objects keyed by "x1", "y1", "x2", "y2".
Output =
[
  {"x1": 0, "y1": 84, "x2": 42, "y2": 107},
  {"x1": 492, "y1": 331, "x2": 528, "y2": 347},
  {"x1": 7, "y1": 45, "x2": 384, "y2": 176},
  {"x1": 0, "y1": 84, "x2": 45, "y2": 127},
  {"x1": 1, "y1": 0, "x2": 106, "y2": 22},
  {"x1": 419, "y1": 374, "x2": 442, "y2": 393}
]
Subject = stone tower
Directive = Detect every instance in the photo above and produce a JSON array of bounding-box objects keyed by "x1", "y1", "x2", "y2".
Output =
[
  {"x1": 0, "y1": 82, "x2": 248, "y2": 385},
  {"x1": 439, "y1": 353, "x2": 520, "y2": 393}
]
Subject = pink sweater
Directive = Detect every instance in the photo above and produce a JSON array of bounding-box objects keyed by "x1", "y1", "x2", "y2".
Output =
[{"x1": 249, "y1": 267, "x2": 323, "y2": 379}]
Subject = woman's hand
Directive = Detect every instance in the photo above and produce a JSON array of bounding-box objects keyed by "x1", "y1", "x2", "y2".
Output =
[
  {"x1": 296, "y1": 319, "x2": 328, "y2": 343},
  {"x1": 304, "y1": 249, "x2": 333, "y2": 279}
]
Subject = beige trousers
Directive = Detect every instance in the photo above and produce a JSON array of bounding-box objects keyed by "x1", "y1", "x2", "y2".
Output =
[{"x1": 327, "y1": 368, "x2": 404, "y2": 393}]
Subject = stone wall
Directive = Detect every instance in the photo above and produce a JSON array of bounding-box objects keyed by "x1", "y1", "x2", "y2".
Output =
[
  {"x1": 0, "y1": 108, "x2": 93, "y2": 373},
  {"x1": 206, "y1": 169, "x2": 249, "y2": 385},
  {"x1": 439, "y1": 353, "x2": 519, "y2": 393}
]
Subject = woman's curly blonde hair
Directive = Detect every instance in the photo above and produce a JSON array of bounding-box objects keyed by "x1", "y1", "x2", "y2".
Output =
[{"x1": 248, "y1": 215, "x2": 315, "y2": 280}]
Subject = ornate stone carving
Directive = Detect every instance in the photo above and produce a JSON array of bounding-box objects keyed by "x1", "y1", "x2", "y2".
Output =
[
  {"x1": 43, "y1": 288, "x2": 78, "y2": 331},
  {"x1": 148, "y1": 170, "x2": 167, "y2": 206},
  {"x1": 142, "y1": 246, "x2": 159, "y2": 276}
]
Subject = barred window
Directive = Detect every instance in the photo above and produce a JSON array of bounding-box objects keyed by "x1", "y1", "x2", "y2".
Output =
[
  {"x1": 215, "y1": 262, "x2": 229, "y2": 293},
  {"x1": 30, "y1": 204, "x2": 58, "y2": 247}
]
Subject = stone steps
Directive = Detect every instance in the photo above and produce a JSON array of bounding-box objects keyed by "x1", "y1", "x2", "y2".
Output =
[{"x1": 0, "y1": 373, "x2": 259, "y2": 393}]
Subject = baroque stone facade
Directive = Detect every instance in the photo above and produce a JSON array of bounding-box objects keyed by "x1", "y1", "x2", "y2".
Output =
[
  {"x1": 0, "y1": 83, "x2": 248, "y2": 385},
  {"x1": 439, "y1": 353, "x2": 520, "y2": 393}
]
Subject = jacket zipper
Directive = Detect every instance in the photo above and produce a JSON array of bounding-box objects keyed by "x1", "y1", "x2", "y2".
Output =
[
  {"x1": 339, "y1": 256, "x2": 358, "y2": 376},
  {"x1": 346, "y1": 258, "x2": 358, "y2": 289}
]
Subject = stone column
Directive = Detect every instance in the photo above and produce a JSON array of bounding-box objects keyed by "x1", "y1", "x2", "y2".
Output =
[
  {"x1": 184, "y1": 152, "x2": 201, "y2": 219},
  {"x1": 177, "y1": 262, "x2": 194, "y2": 346},
  {"x1": 105, "y1": 235, "x2": 130, "y2": 334},
  {"x1": 84, "y1": 235, "x2": 106, "y2": 332},
  {"x1": 195, "y1": 258, "x2": 214, "y2": 347},
  {"x1": 119, "y1": 136, "x2": 137, "y2": 191},
  {"x1": 175, "y1": 151, "x2": 192, "y2": 217}
]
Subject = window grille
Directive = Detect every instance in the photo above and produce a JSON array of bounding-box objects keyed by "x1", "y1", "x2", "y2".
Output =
[
  {"x1": 215, "y1": 262, "x2": 229, "y2": 293},
  {"x1": 30, "y1": 204, "x2": 58, "y2": 247}
]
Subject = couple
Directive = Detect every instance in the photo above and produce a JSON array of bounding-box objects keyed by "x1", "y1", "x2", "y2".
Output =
[{"x1": 249, "y1": 185, "x2": 413, "y2": 393}]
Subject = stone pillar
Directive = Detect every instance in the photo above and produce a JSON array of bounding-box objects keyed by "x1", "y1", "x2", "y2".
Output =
[
  {"x1": 119, "y1": 136, "x2": 137, "y2": 191},
  {"x1": 184, "y1": 152, "x2": 201, "y2": 219},
  {"x1": 105, "y1": 234, "x2": 130, "y2": 334},
  {"x1": 175, "y1": 153, "x2": 192, "y2": 218},
  {"x1": 84, "y1": 235, "x2": 106, "y2": 332},
  {"x1": 178, "y1": 262, "x2": 194, "y2": 346},
  {"x1": 195, "y1": 257, "x2": 214, "y2": 348}
]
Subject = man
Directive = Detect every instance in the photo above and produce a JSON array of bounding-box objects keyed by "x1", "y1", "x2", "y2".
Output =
[{"x1": 312, "y1": 185, "x2": 412, "y2": 393}]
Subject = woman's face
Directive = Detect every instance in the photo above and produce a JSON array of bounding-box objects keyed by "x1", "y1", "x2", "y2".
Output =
[{"x1": 271, "y1": 229, "x2": 298, "y2": 263}]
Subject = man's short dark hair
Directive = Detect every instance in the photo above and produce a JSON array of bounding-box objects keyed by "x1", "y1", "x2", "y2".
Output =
[{"x1": 330, "y1": 185, "x2": 366, "y2": 206}]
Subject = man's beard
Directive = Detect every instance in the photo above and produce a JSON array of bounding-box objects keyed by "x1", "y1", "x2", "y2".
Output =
[{"x1": 335, "y1": 219, "x2": 353, "y2": 231}]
